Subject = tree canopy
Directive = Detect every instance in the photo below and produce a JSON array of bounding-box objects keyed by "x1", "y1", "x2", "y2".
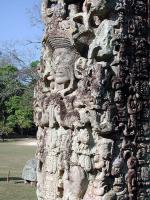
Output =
[{"x1": 0, "y1": 62, "x2": 38, "y2": 136}]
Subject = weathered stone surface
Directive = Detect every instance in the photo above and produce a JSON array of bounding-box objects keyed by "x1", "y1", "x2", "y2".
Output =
[
  {"x1": 22, "y1": 159, "x2": 37, "y2": 182},
  {"x1": 88, "y1": 19, "x2": 115, "y2": 60},
  {"x1": 34, "y1": 0, "x2": 150, "y2": 199}
]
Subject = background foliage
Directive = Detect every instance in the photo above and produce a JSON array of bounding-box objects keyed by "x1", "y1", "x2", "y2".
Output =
[{"x1": 0, "y1": 61, "x2": 39, "y2": 136}]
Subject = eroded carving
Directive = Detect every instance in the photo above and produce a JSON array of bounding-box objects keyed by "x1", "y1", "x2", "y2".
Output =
[{"x1": 35, "y1": 0, "x2": 150, "y2": 199}]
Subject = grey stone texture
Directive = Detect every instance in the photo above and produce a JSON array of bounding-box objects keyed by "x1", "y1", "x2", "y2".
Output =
[
  {"x1": 34, "y1": 0, "x2": 150, "y2": 199},
  {"x1": 22, "y1": 159, "x2": 37, "y2": 182}
]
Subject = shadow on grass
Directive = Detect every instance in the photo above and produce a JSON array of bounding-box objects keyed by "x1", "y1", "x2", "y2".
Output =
[
  {"x1": 0, "y1": 140, "x2": 7, "y2": 143},
  {"x1": 0, "y1": 140, "x2": 14, "y2": 143},
  {"x1": 0, "y1": 177, "x2": 23, "y2": 183}
]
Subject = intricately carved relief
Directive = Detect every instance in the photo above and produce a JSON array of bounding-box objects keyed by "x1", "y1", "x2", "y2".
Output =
[{"x1": 34, "y1": 0, "x2": 150, "y2": 199}]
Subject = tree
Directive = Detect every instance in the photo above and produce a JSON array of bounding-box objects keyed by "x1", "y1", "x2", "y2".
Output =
[
  {"x1": 0, "y1": 65, "x2": 23, "y2": 102},
  {"x1": 5, "y1": 95, "x2": 33, "y2": 135},
  {"x1": 0, "y1": 65, "x2": 23, "y2": 134},
  {"x1": 0, "y1": 61, "x2": 39, "y2": 136}
]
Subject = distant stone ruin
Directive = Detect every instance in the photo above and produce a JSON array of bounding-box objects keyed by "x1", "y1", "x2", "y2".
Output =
[
  {"x1": 34, "y1": 0, "x2": 150, "y2": 199},
  {"x1": 22, "y1": 158, "x2": 37, "y2": 185}
]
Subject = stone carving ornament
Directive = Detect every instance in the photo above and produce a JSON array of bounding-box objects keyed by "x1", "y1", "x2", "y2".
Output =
[{"x1": 34, "y1": 0, "x2": 150, "y2": 199}]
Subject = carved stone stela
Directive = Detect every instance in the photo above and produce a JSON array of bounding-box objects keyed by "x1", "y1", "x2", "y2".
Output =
[{"x1": 34, "y1": 0, "x2": 149, "y2": 199}]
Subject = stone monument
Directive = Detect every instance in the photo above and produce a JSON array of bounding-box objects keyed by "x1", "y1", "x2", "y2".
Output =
[
  {"x1": 22, "y1": 158, "x2": 37, "y2": 185},
  {"x1": 34, "y1": 0, "x2": 150, "y2": 199}
]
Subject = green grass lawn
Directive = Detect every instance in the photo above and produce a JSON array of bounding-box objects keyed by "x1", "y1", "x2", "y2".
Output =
[{"x1": 0, "y1": 140, "x2": 37, "y2": 200}]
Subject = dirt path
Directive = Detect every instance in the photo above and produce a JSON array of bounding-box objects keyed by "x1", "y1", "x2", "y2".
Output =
[
  {"x1": 16, "y1": 139, "x2": 37, "y2": 146},
  {"x1": 7, "y1": 138, "x2": 37, "y2": 146}
]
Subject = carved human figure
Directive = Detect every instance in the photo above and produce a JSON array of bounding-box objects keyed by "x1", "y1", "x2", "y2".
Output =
[
  {"x1": 83, "y1": 138, "x2": 114, "y2": 199},
  {"x1": 77, "y1": 128, "x2": 92, "y2": 171},
  {"x1": 51, "y1": 48, "x2": 78, "y2": 95},
  {"x1": 94, "y1": 138, "x2": 114, "y2": 172},
  {"x1": 125, "y1": 157, "x2": 137, "y2": 197},
  {"x1": 111, "y1": 157, "x2": 126, "y2": 196},
  {"x1": 41, "y1": 96, "x2": 50, "y2": 127}
]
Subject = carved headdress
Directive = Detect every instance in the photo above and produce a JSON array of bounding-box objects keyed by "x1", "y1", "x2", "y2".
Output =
[
  {"x1": 47, "y1": 30, "x2": 74, "y2": 50},
  {"x1": 43, "y1": 13, "x2": 76, "y2": 51},
  {"x1": 42, "y1": 17, "x2": 80, "y2": 95}
]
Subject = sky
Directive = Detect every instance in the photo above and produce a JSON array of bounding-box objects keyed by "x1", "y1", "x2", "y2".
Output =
[{"x1": 0, "y1": 0, "x2": 43, "y2": 63}]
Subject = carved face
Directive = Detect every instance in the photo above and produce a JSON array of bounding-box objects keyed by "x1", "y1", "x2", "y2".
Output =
[
  {"x1": 98, "y1": 139, "x2": 113, "y2": 159},
  {"x1": 94, "y1": 138, "x2": 114, "y2": 169},
  {"x1": 52, "y1": 48, "x2": 75, "y2": 84}
]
